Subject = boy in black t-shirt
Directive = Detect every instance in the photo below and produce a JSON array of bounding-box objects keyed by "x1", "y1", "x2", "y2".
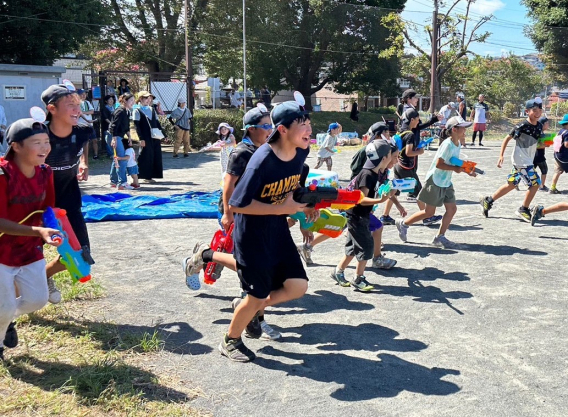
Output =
[
  {"x1": 41, "y1": 84, "x2": 93, "y2": 304},
  {"x1": 332, "y1": 140, "x2": 393, "y2": 292}
]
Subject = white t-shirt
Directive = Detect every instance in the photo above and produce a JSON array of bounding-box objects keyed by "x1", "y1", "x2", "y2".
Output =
[
  {"x1": 318, "y1": 134, "x2": 337, "y2": 158},
  {"x1": 79, "y1": 100, "x2": 94, "y2": 126},
  {"x1": 439, "y1": 105, "x2": 453, "y2": 124},
  {"x1": 473, "y1": 102, "x2": 489, "y2": 124},
  {"x1": 125, "y1": 148, "x2": 137, "y2": 167}
]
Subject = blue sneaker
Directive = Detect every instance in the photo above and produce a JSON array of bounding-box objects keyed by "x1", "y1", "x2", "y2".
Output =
[{"x1": 379, "y1": 215, "x2": 395, "y2": 225}]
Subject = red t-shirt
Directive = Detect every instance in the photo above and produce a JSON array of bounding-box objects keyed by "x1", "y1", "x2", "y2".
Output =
[{"x1": 0, "y1": 159, "x2": 55, "y2": 267}]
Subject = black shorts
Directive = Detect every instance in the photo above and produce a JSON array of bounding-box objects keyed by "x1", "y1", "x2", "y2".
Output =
[
  {"x1": 237, "y1": 253, "x2": 307, "y2": 299},
  {"x1": 534, "y1": 160, "x2": 548, "y2": 175},
  {"x1": 345, "y1": 214, "x2": 373, "y2": 261},
  {"x1": 393, "y1": 164, "x2": 422, "y2": 196}
]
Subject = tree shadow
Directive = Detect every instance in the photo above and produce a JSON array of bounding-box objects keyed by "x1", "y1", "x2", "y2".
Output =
[
  {"x1": 375, "y1": 266, "x2": 470, "y2": 282},
  {"x1": 457, "y1": 243, "x2": 546, "y2": 256},
  {"x1": 533, "y1": 219, "x2": 568, "y2": 227},
  {"x1": 279, "y1": 323, "x2": 428, "y2": 353},
  {"x1": 256, "y1": 346, "x2": 460, "y2": 401},
  {"x1": 8, "y1": 354, "x2": 193, "y2": 403},
  {"x1": 267, "y1": 290, "x2": 375, "y2": 315},
  {"x1": 26, "y1": 315, "x2": 212, "y2": 356}
]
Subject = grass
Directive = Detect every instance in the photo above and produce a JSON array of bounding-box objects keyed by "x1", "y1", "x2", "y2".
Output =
[{"x1": 0, "y1": 249, "x2": 206, "y2": 417}]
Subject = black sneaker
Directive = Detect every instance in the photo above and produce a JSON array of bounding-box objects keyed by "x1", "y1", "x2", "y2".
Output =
[
  {"x1": 516, "y1": 206, "x2": 531, "y2": 223},
  {"x1": 480, "y1": 196, "x2": 493, "y2": 218},
  {"x1": 218, "y1": 335, "x2": 256, "y2": 362},
  {"x1": 423, "y1": 215, "x2": 442, "y2": 226},
  {"x1": 3, "y1": 322, "x2": 18, "y2": 348},
  {"x1": 173, "y1": 154, "x2": 179, "y2": 158},
  {"x1": 531, "y1": 205, "x2": 545, "y2": 226},
  {"x1": 379, "y1": 215, "x2": 396, "y2": 225},
  {"x1": 245, "y1": 313, "x2": 262, "y2": 339}
]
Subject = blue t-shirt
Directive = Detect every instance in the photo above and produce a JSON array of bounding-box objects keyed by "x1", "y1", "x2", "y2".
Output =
[{"x1": 229, "y1": 143, "x2": 310, "y2": 267}]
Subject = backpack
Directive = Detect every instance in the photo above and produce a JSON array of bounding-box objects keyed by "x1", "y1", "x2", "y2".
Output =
[{"x1": 392, "y1": 130, "x2": 412, "y2": 151}]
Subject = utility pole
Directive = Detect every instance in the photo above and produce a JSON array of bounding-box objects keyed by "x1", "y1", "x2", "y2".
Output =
[
  {"x1": 184, "y1": 0, "x2": 194, "y2": 131},
  {"x1": 242, "y1": 0, "x2": 247, "y2": 113},
  {"x1": 429, "y1": 0, "x2": 439, "y2": 113}
]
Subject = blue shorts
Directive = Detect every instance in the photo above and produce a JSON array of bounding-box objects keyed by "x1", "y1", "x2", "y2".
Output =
[
  {"x1": 127, "y1": 165, "x2": 139, "y2": 176},
  {"x1": 507, "y1": 166, "x2": 540, "y2": 187},
  {"x1": 369, "y1": 213, "x2": 383, "y2": 232}
]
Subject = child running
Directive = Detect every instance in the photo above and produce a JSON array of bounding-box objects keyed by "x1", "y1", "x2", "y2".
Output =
[
  {"x1": 0, "y1": 118, "x2": 62, "y2": 361},
  {"x1": 534, "y1": 116, "x2": 550, "y2": 191},
  {"x1": 184, "y1": 98, "x2": 313, "y2": 361},
  {"x1": 332, "y1": 140, "x2": 393, "y2": 291},
  {"x1": 395, "y1": 116, "x2": 476, "y2": 247},
  {"x1": 314, "y1": 122, "x2": 340, "y2": 171},
  {"x1": 42, "y1": 83, "x2": 93, "y2": 303},
  {"x1": 548, "y1": 114, "x2": 568, "y2": 194},
  {"x1": 480, "y1": 99, "x2": 543, "y2": 222}
]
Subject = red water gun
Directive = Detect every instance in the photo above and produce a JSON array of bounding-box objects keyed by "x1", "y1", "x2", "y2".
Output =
[
  {"x1": 203, "y1": 223, "x2": 234, "y2": 285},
  {"x1": 293, "y1": 185, "x2": 364, "y2": 210}
]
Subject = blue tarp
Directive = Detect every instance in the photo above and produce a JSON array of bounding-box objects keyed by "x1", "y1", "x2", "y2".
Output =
[{"x1": 81, "y1": 191, "x2": 220, "y2": 222}]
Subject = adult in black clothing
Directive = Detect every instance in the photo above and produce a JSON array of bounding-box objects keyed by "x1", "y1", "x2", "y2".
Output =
[
  {"x1": 101, "y1": 95, "x2": 115, "y2": 157},
  {"x1": 118, "y1": 79, "x2": 131, "y2": 95},
  {"x1": 350, "y1": 102, "x2": 359, "y2": 122},
  {"x1": 108, "y1": 93, "x2": 134, "y2": 188},
  {"x1": 134, "y1": 91, "x2": 164, "y2": 183}
]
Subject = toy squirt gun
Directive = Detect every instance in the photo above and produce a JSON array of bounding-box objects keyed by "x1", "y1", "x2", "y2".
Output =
[
  {"x1": 449, "y1": 157, "x2": 484, "y2": 175},
  {"x1": 42, "y1": 207, "x2": 95, "y2": 283},
  {"x1": 201, "y1": 224, "x2": 234, "y2": 286},
  {"x1": 377, "y1": 178, "x2": 417, "y2": 197},
  {"x1": 293, "y1": 185, "x2": 364, "y2": 210},
  {"x1": 290, "y1": 209, "x2": 347, "y2": 238},
  {"x1": 539, "y1": 133, "x2": 555, "y2": 147}
]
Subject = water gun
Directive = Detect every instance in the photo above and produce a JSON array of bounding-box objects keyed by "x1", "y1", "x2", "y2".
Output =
[
  {"x1": 42, "y1": 207, "x2": 94, "y2": 283},
  {"x1": 416, "y1": 137, "x2": 434, "y2": 149},
  {"x1": 377, "y1": 178, "x2": 417, "y2": 197},
  {"x1": 290, "y1": 209, "x2": 347, "y2": 238},
  {"x1": 293, "y1": 185, "x2": 364, "y2": 210},
  {"x1": 539, "y1": 133, "x2": 555, "y2": 147},
  {"x1": 449, "y1": 156, "x2": 484, "y2": 175},
  {"x1": 203, "y1": 223, "x2": 234, "y2": 285}
]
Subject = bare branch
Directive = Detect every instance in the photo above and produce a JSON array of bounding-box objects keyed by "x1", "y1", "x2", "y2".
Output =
[
  {"x1": 438, "y1": 0, "x2": 462, "y2": 29},
  {"x1": 110, "y1": 0, "x2": 138, "y2": 44},
  {"x1": 402, "y1": 28, "x2": 429, "y2": 58}
]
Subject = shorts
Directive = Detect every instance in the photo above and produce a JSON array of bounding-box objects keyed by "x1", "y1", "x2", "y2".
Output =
[
  {"x1": 534, "y1": 160, "x2": 548, "y2": 176},
  {"x1": 555, "y1": 157, "x2": 568, "y2": 174},
  {"x1": 393, "y1": 164, "x2": 422, "y2": 197},
  {"x1": 418, "y1": 177, "x2": 456, "y2": 207},
  {"x1": 237, "y1": 254, "x2": 307, "y2": 299},
  {"x1": 127, "y1": 165, "x2": 139, "y2": 176},
  {"x1": 507, "y1": 165, "x2": 541, "y2": 187},
  {"x1": 369, "y1": 213, "x2": 383, "y2": 232},
  {"x1": 345, "y1": 214, "x2": 373, "y2": 261},
  {"x1": 473, "y1": 123, "x2": 486, "y2": 132}
]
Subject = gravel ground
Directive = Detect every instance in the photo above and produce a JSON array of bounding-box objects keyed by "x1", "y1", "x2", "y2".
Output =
[{"x1": 82, "y1": 142, "x2": 568, "y2": 417}]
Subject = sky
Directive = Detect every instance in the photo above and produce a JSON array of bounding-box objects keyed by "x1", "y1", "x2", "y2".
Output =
[{"x1": 401, "y1": 0, "x2": 538, "y2": 57}]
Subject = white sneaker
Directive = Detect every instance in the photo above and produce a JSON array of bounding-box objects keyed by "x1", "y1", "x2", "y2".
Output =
[
  {"x1": 395, "y1": 218, "x2": 408, "y2": 242},
  {"x1": 47, "y1": 277, "x2": 62, "y2": 304},
  {"x1": 432, "y1": 234, "x2": 458, "y2": 249},
  {"x1": 296, "y1": 243, "x2": 313, "y2": 265},
  {"x1": 372, "y1": 254, "x2": 397, "y2": 269},
  {"x1": 118, "y1": 183, "x2": 135, "y2": 190},
  {"x1": 260, "y1": 320, "x2": 282, "y2": 341},
  {"x1": 182, "y1": 242, "x2": 210, "y2": 277}
]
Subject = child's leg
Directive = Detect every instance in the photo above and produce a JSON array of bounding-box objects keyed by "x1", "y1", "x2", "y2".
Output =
[
  {"x1": 314, "y1": 158, "x2": 323, "y2": 169},
  {"x1": 550, "y1": 169, "x2": 562, "y2": 190},
  {"x1": 227, "y1": 293, "x2": 266, "y2": 339},
  {"x1": 0, "y1": 265, "x2": 18, "y2": 346},
  {"x1": 543, "y1": 202, "x2": 568, "y2": 215},
  {"x1": 264, "y1": 278, "x2": 308, "y2": 308},
  {"x1": 14, "y1": 260, "x2": 49, "y2": 317},
  {"x1": 403, "y1": 204, "x2": 436, "y2": 226},
  {"x1": 522, "y1": 184, "x2": 539, "y2": 208},
  {"x1": 210, "y1": 252, "x2": 237, "y2": 272},
  {"x1": 131, "y1": 173, "x2": 139, "y2": 187},
  {"x1": 310, "y1": 233, "x2": 330, "y2": 248},
  {"x1": 338, "y1": 254, "x2": 355, "y2": 271},
  {"x1": 326, "y1": 157, "x2": 332, "y2": 171},
  {"x1": 355, "y1": 259, "x2": 369, "y2": 276},
  {"x1": 372, "y1": 226, "x2": 383, "y2": 258},
  {"x1": 491, "y1": 183, "x2": 516, "y2": 202},
  {"x1": 46, "y1": 256, "x2": 66, "y2": 278},
  {"x1": 91, "y1": 138, "x2": 98, "y2": 157},
  {"x1": 540, "y1": 162, "x2": 548, "y2": 187},
  {"x1": 437, "y1": 202, "x2": 457, "y2": 236},
  {"x1": 382, "y1": 198, "x2": 394, "y2": 217}
]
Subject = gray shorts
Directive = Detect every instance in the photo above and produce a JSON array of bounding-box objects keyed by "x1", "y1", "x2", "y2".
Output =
[
  {"x1": 418, "y1": 177, "x2": 456, "y2": 207},
  {"x1": 345, "y1": 214, "x2": 373, "y2": 261}
]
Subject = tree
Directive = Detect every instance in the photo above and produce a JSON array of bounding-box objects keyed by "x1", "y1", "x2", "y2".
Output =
[
  {"x1": 87, "y1": 0, "x2": 210, "y2": 74},
  {"x1": 465, "y1": 55, "x2": 544, "y2": 109},
  {"x1": 0, "y1": 0, "x2": 106, "y2": 65},
  {"x1": 384, "y1": 0, "x2": 491, "y2": 111},
  {"x1": 523, "y1": 0, "x2": 568, "y2": 81},
  {"x1": 202, "y1": 0, "x2": 406, "y2": 110}
]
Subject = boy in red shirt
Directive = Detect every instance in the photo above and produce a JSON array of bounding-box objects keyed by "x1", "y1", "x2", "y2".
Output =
[{"x1": 0, "y1": 119, "x2": 61, "y2": 361}]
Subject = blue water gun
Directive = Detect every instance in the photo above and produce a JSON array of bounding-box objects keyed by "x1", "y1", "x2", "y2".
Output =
[
  {"x1": 290, "y1": 211, "x2": 314, "y2": 229},
  {"x1": 416, "y1": 137, "x2": 434, "y2": 149},
  {"x1": 377, "y1": 178, "x2": 417, "y2": 197},
  {"x1": 42, "y1": 207, "x2": 95, "y2": 283}
]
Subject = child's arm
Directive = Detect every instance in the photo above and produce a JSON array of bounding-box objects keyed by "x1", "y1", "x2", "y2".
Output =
[
  {"x1": 405, "y1": 142, "x2": 424, "y2": 157},
  {"x1": 357, "y1": 186, "x2": 384, "y2": 206},
  {"x1": 221, "y1": 172, "x2": 239, "y2": 230},
  {"x1": 0, "y1": 219, "x2": 61, "y2": 246},
  {"x1": 388, "y1": 193, "x2": 407, "y2": 217},
  {"x1": 497, "y1": 135, "x2": 513, "y2": 168},
  {"x1": 436, "y1": 157, "x2": 476, "y2": 177},
  {"x1": 230, "y1": 192, "x2": 306, "y2": 216}
]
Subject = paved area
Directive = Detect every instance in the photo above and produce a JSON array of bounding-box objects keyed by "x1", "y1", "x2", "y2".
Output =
[{"x1": 83, "y1": 142, "x2": 568, "y2": 417}]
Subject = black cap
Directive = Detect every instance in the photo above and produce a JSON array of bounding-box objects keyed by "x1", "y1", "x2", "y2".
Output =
[
  {"x1": 369, "y1": 122, "x2": 389, "y2": 136},
  {"x1": 538, "y1": 116, "x2": 549, "y2": 125},
  {"x1": 41, "y1": 84, "x2": 76, "y2": 106},
  {"x1": 363, "y1": 139, "x2": 392, "y2": 169},
  {"x1": 5, "y1": 118, "x2": 49, "y2": 151},
  {"x1": 403, "y1": 108, "x2": 420, "y2": 122},
  {"x1": 267, "y1": 101, "x2": 309, "y2": 143},
  {"x1": 402, "y1": 89, "x2": 417, "y2": 100},
  {"x1": 243, "y1": 107, "x2": 270, "y2": 130}
]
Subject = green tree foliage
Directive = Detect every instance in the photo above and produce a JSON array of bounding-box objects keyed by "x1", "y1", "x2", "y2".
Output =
[
  {"x1": 465, "y1": 55, "x2": 544, "y2": 109},
  {"x1": 202, "y1": 0, "x2": 405, "y2": 109},
  {"x1": 523, "y1": 0, "x2": 568, "y2": 81},
  {"x1": 0, "y1": 0, "x2": 106, "y2": 65}
]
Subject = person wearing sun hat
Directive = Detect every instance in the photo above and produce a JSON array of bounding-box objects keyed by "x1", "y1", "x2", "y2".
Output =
[
  {"x1": 133, "y1": 90, "x2": 164, "y2": 183},
  {"x1": 0, "y1": 118, "x2": 63, "y2": 362},
  {"x1": 169, "y1": 97, "x2": 192, "y2": 157},
  {"x1": 480, "y1": 98, "x2": 544, "y2": 222},
  {"x1": 314, "y1": 122, "x2": 341, "y2": 171},
  {"x1": 181, "y1": 95, "x2": 313, "y2": 362}
]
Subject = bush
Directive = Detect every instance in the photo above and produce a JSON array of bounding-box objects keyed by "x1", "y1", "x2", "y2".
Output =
[
  {"x1": 367, "y1": 106, "x2": 396, "y2": 114},
  {"x1": 193, "y1": 109, "x2": 244, "y2": 149},
  {"x1": 503, "y1": 102, "x2": 519, "y2": 118},
  {"x1": 551, "y1": 101, "x2": 568, "y2": 115},
  {"x1": 489, "y1": 107, "x2": 505, "y2": 123}
]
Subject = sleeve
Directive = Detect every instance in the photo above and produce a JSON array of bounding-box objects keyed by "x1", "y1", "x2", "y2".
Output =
[
  {"x1": 44, "y1": 170, "x2": 55, "y2": 208},
  {"x1": 321, "y1": 135, "x2": 332, "y2": 148},
  {"x1": 509, "y1": 124, "x2": 521, "y2": 138},
  {"x1": 418, "y1": 115, "x2": 438, "y2": 130},
  {"x1": 226, "y1": 149, "x2": 249, "y2": 177},
  {"x1": 229, "y1": 167, "x2": 263, "y2": 208},
  {"x1": 403, "y1": 132, "x2": 414, "y2": 146},
  {"x1": 299, "y1": 164, "x2": 310, "y2": 187},
  {"x1": 133, "y1": 108, "x2": 141, "y2": 121},
  {"x1": 170, "y1": 108, "x2": 180, "y2": 120},
  {"x1": 437, "y1": 140, "x2": 453, "y2": 163},
  {"x1": 0, "y1": 174, "x2": 8, "y2": 219},
  {"x1": 359, "y1": 171, "x2": 375, "y2": 191}
]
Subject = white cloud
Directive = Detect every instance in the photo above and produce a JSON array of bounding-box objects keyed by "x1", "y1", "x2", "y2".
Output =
[{"x1": 470, "y1": 0, "x2": 506, "y2": 16}]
